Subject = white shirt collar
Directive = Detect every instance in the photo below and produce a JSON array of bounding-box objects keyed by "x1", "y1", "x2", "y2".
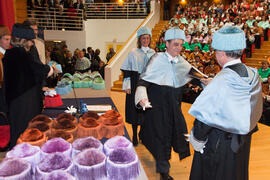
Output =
[
  {"x1": 165, "y1": 51, "x2": 179, "y2": 63},
  {"x1": 141, "y1": 46, "x2": 150, "y2": 53},
  {"x1": 223, "y1": 58, "x2": 241, "y2": 69},
  {"x1": 0, "y1": 47, "x2": 5, "y2": 55}
]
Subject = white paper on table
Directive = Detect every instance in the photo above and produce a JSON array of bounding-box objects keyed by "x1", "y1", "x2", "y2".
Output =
[{"x1": 86, "y1": 105, "x2": 112, "y2": 112}]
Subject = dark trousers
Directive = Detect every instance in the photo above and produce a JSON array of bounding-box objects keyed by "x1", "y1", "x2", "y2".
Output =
[
  {"x1": 164, "y1": 10, "x2": 169, "y2": 20},
  {"x1": 264, "y1": 28, "x2": 268, "y2": 41},
  {"x1": 254, "y1": 35, "x2": 261, "y2": 49},
  {"x1": 156, "y1": 159, "x2": 170, "y2": 173}
]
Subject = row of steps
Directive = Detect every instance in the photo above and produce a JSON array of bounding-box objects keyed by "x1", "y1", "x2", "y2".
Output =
[
  {"x1": 150, "y1": 20, "x2": 169, "y2": 48},
  {"x1": 111, "y1": 21, "x2": 169, "y2": 92},
  {"x1": 245, "y1": 39, "x2": 270, "y2": 68},
  {"x1": 111, "y1": 73, "x2": 124, "y2": 92}
]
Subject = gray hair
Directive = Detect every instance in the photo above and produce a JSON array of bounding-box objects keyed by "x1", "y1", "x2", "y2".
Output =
[
  {"x1": 10, "y1": 37, "x2": 28, "y2": 49},
  {"x1": 225, "y1": 50, "x2": 243, "y2": 59}
]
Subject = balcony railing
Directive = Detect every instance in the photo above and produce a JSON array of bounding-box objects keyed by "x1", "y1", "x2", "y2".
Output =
[
  {"x1": 27, "y1": 7, "x2": 84, "y2": 31},
  {"x1": 84, "y1": 2, "x2": 149, "y2": 19},
  {"x1": 27, "y1": 2, "x2": 150, "y2": 31}
]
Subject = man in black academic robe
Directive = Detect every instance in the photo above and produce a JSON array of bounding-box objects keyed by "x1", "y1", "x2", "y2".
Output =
[{"x1": 135, "y1": 27, "x2": 199, "y2": 180}]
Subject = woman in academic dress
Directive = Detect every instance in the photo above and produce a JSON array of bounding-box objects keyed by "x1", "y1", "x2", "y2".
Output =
[
  {"x1": 120, "y1": 27, "x2": 155, "y2": 146},
  {"x1": 3, "y1": 23, "x2": 54, "y2": 148}
]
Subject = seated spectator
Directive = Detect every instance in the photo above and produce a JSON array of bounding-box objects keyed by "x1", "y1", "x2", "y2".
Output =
[
  {"x1": 262, "y1": 75, "x2": 270, "y2": 99},
  {"x1": 93, "y1": 48, "x2": 101, "y2": 63},
  {"x1": 90, "y1": 59, "x2": 99, "y2": 72},
  {"x1": 169, "y1": 15, "x2": 179, "y2": 27},
  {"x1": 258, "y1": 61, "x2": 270, "y2": 82},
  {"x1": 74, "y1": 50, "x2": 91, "y2": 73},
  {"x1": 202, "y1": 39, "x2": 212, "y2": 53},
  {"x1": 64, "y1": 50, "x2": 76, "y2": 74},
  {"x1": 191, "y1": 55, "x2": 204, "y2": 68},
  {"x1": 192, "y1": 31, "x2": 204, "y2": 44},
  {"x1": 51, "y1": 47, "x2": 65, "y2": 67},
  {"x1": 190, "y1": 39, "x2": 202, "y2": 51},
  {"x1": 72, "y1": 48, "x2": 80, "y2": 64},
  {"x1": 189, "y1": 45, "x2": 204, "y2": 61},
  {"x1": 85, "y1": 46, "x2": 94, "y2": 60},
  {"x1": 156, "y1": 36, "x2": 166, "y2": 52},
  {"x1": 244, "y1": 28, "x2": 255, "y2": 58},
  {"x1": 246, "y1": 16, "x2": 255, "y2": 28},
  {"x1": 261, "y1": 75, "x2": 270, "y2": 124},
  {"x1": 106, "y1": 47, "x2": 116, "y2": 63},
  {"x1": 258, "y1": 16, "x2": 269, "y2": 41},
  {"x1": 204, "y1": 58, "x2": 221, "y2": 77},
  {"x1": 45, "y1": 49, "x2": 51, "y2": 64},
  {"x1": 252, "y1": 21, "x2": 263, "y2": 49},
  {"x1": 183, "y1": 30, "x2": 191, "y2": 51},
  {"x1": 203, "y1": 46, "x2": 215, "y2": 62},
  {"x1": 235, "y1": 18, "x2": 244, "y2": 29},
  {"x1": 82, "y1": 48, "x2": 86, "y2": 55},
  {"x1": 184, "y1": 30, "x2": 191, "y2": 44},
  {"x1": 99, "y1": 61, "x2": 106, "y2": 79},
  {"x1": 202, "y1": 30, "x2": 212, "y2": 44},
  {"x1": 180, "y1": 47, "x2": 190, "y2": 60},
  {"x1": 74, "y1": 0, "x2": 84, "y2": 9}
]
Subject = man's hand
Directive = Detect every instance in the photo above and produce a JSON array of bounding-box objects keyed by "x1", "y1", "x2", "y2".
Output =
[
  {"x1": 200, "y1": 78, "x2": 212, "y2": 86},
  {"x1": 139, "y1": 98, "x2": 152, "y2": 111}
]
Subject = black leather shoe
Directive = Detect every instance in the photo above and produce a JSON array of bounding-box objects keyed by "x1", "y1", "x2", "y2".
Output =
[
  {"x1": 132, "y1": 136, "x2": 138, "y2": 146},
  {"x1": 160, "y1": 173, "x2": 174, "y2": 180}
]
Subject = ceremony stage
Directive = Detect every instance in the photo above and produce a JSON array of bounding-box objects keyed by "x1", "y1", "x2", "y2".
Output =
[{"x1": 110, "y1": 91, "x2": 270, "y2": 180}]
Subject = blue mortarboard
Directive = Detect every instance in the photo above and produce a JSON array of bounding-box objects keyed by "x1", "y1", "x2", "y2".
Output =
[
  {"x1": 137, "y1": 27, "x2": 152, "y2": 38},
  {"x1": 164, "y1": 27, "x2": 186, "y2": 41},
  {"x1": 211, "y1": 26, "x2": 246, "y2": 51},
  {"x1": 11, "y1": 23, "x2": 35, "y2": 40}
]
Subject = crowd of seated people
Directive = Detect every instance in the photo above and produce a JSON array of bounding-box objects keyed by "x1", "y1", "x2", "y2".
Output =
[
  {"x1": 28, "y1": 0, "x2": 149, "y2": 24},
  {"x1": 45, "y1": 44, "x2": 107, "y2": 79},
  {"x1": 27, "y1": 0, "x2": 87, "y2": 30},
  {"x1": 155, "y1": 0, "x2": 270, "y2": 103},
  {"x1": 28, "y1": 0, "x2": 85, "y2": 10}
]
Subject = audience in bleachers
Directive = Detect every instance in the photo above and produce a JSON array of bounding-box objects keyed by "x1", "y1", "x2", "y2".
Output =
[{"x1": 158, "y1": 0, "x2": 269, "y2": 103}]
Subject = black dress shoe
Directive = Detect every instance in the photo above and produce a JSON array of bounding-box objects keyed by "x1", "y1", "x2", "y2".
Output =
[
  {"x1": 132, "y1": 136, "x2": 138, "y2": 146},
  {"x1": 160, "y1": 173, "x2": 174, "y2": 180}
]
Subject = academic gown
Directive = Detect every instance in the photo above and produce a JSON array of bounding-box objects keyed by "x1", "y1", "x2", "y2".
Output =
[
  {"x1": 3, "y1": 47, "x2": 50, "y2": 147},
  {"x1": 120, "y1": 48, "x2": 155, "y2": 125},
  {"x1": 0, "y1": 53, "x2": 8, "y2": 126},
  {"x1": 189, "y1": 63, "x2": 262, "y2": 180},
  {"x1": 136, "y1": 52, "x2": 193, "y2": 162}
]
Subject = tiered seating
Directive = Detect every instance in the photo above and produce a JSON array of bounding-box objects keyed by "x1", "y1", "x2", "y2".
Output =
[{"x1": 245, "y1": 40, "x2": 270, "y2": 68}]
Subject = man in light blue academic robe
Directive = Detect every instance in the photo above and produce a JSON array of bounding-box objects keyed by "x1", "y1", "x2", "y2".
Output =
[
  {"x1": 135, "y1": 27, "x2": 203, "y2": 180},
  {"x1": 187, "y1": 26, "x2": 263, "y2": 180}
]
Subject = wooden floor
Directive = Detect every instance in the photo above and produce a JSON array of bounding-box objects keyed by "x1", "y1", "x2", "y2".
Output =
[{"x1": 109, "y1": 91, "x2": 270, "y2": 180}]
